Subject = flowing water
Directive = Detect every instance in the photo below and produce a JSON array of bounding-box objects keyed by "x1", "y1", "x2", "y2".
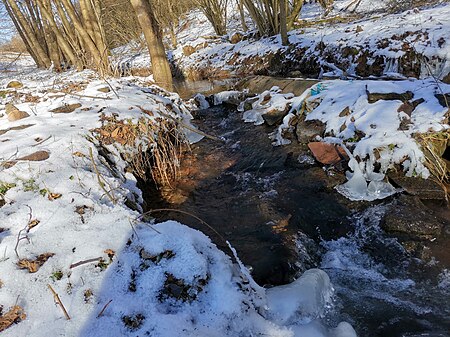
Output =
[{"x1": 141, "y1": 82, "x2": 450, "y2": 336}]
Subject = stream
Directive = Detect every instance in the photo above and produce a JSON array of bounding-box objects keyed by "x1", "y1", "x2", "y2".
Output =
[{"x1": 141, "y1": 81, "x2": 450, "y2": 337}]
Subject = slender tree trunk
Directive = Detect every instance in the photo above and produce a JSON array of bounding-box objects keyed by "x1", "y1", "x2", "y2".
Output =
[
  {"x1": 60, "y1": 0, "x2": 108, "y2": 73},
  {"x1": 280, "y1": 0, "x2": 288, "y2": 45},
  {"x1": 2, "y1": 0, "x2": 41, "y2": 66},
  {"x1": 238, "y1": 0, "x2": 248, "y2": 32},
  {"x1": 37, "y1": 0, "x2": 82, "y2": 70},
  {"x1": 130, "y1": 0, "x2": 173, "y2": 91},
  {"x1": 5, "y1": 0, "x2": 52, "y2": 68},
  {"x1": 287, "y1": 0, "x2": 304, "y2": 30}
]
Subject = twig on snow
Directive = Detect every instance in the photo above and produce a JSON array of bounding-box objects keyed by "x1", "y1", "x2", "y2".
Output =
[
  {"x1": 69, "y1": 257, "x2": 102, "y2": 269},
  {"x1": 48, "y1": 284, "x2": 70, "y2": 320},
  {"x1": 96, "y1": 299, "x2": 113, "y2": 318}
]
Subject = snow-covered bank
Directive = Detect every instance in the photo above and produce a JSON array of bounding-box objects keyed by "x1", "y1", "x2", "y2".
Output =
[
  {"x1": 0, "y1": 69, "x2": 356, "y2": 336},
  {"x1": 166, "y1": 1, "x2": 450, "y2": 82},
  {"x1": 214, "y1": 78, "x2": 449, "y2": 201}
]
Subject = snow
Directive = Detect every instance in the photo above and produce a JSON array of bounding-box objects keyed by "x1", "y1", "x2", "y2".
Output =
[
  {"x1": 0, "y1": 63, "x2": 355, "y2": 336},
  {"x1": 168, "y1": 2, "x2": 450, "y2": 82}
]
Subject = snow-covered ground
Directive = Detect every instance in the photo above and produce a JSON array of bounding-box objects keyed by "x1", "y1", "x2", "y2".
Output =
[
  {"x1": 111, "y1": 0, "x2": 450, "y2": 81},
  {"x1": 0, "y1": 64, "x2": 358, "y2": 336},
  {"x1": 168, "y1": 1, "x2": 450, "y2": 81}
]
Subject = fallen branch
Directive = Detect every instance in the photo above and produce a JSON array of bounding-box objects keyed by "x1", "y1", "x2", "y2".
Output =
[
  {"x1": 14, "y1": 205, "x2": 33, "y2": 258},
  {"x1": 48, "y1": 284, "x2": 70, "y2": 320},
  {"x1": 70, "y1": 257, "x2": 102, "y2": 269},
  {"x1": 96, "y1": 299, "x2": 113, "y2": 318}
]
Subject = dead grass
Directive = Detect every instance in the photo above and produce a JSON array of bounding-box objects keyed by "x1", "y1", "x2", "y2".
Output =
[
  {"x1": 416, "y1": 130, "x2": 450, "y2": 197},
  {"x1": 93, "y1": 114, "x2": 189, "y2": 189}
]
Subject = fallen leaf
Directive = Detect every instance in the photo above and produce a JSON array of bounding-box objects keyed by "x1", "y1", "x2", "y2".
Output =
[
  {"x1": 48, "y1": 193, "x2": 62, "y2": 201},
  {"x1": 104, "y1": 249, "x2": 115, "y2": 260},
  {"x1": 17, "y1": 253, "x2": 55, "y2": 273},
  {"x1": 72, "y1": 151, "x2": 85, "y2": 158},
  {"x1": 0, "y1": 305, "x2": 26, "y2": 332},
  {"x1": 28, "y1": 219, "x2": 40, "y2": 230}
]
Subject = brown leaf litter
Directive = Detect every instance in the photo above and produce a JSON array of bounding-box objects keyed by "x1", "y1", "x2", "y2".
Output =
[
  {"x1": 17, "y1": 253, "x2": 55, "y2": 273},
  {"x1": 0, "y1": 305, "x2": 26, "y2": 332}
]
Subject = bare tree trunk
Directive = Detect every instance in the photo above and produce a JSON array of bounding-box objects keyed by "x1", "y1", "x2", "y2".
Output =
[
  {"x1": 37, "y1": 0, "x2": 82, "y2": 70},
  {"x1": 280, "y1": 0, "x2": 288, "y2": 45},
  {"x1": 238, "y1": 0, "x2": 248, "y2": 32},
  {"x1": 287, "y1": 0, "x2": 304, "y2": 30},
  {"x1": 5, "y1": 0, "x2": 52, "y2": 68},
  {"x1": 130, "y1": 0, "x2": 173, "y2": 91},
  {"x1": 60, "y1": 0, "x2": 108, "y2": 73},
  {"x1": 42, "y1": 19, "x2": 61, "y2": 71},
  {"x1": 2, "y1": 0, "x2": 41, "y2": 66}
]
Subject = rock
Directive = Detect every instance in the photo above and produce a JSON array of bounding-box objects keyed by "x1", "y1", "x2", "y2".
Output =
[
  {"x1": 236, "y1": 76, "x2": 318, "y2": 97},
  {"x1": 6, "y1": 80, "x2": 23, "y2": 89},
  {"x1": 243, "y1": 97, "x2": 258, "y2": 111},
  {"x1": 397, "y1": 98, "x2": 424, "y2": 116},
  {"x1": 381, "y1": 196, "x2": 443, "y2": 240},
  {"x1": 356, "y1": 25, "x2": 364, "y2": 33},
  {"x1": 339, "y1": 107, "x2": 351, "y2": 117},
  {"x1": 5, "y1": 103, "x2": 29, "y2": 121},
  {"x1": 308, "y1": 142, "x2": 348, "y2": 165},
  {"x1": 0, "y1": 124, "x2": 34, "y2": 136},
  {"x1": 443, "y1": 73, "x2": 450, "y2": 85},
  {"x1": 402, "y1": 241, "x2": 432, "y2": 261},
  {"x1": 296, "y1": 118, "x2": 326, "y2": 144},
  {"x1": 262, "y1": 106, "x2": 290, "y2": 126},
  {"x1": 388, "y1": 173, "x2": 447, "y2": 200},
  {"x1": 19, "y1": 151, "x2": 50, "y2": 161},
  {"x1": 230, "y1": 32, "x2": 244, "y2": 44},
  {"x1": 182, "y1": 45, "x2": 195, "y2": 56},
  {"x1": 367, "y1": 91, "x2": 414, "y2": 103},
  {"x1": 97, "y1": 87, "x2": 110, "y2": 93},
  {"x1": 50, "y1": 103, "x2": 82, "y2": 114},
  {"x1": 435, "y1": 93, "x2": 450, "y2": 108}
]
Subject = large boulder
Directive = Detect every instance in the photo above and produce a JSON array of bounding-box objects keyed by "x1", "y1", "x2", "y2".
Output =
[
  {"x1": 381, "y1": 196, "x2": 443, "y2": 240},
  {"x1": 388, "y1": 172, "x2": 447, "y2": 200}
]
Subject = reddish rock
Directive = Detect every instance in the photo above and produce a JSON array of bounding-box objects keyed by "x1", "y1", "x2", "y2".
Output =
[{"x1": 308, "y1": 142, "x2": 348, "y2": 165}]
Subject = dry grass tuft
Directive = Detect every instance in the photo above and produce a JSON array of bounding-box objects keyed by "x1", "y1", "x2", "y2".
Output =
[
  {"x1": 93, "y1": 114, "x2": 189, "y2": 189},
  {"x1": 416, "y1": 130, "x2": 450, "y2": 197}
]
